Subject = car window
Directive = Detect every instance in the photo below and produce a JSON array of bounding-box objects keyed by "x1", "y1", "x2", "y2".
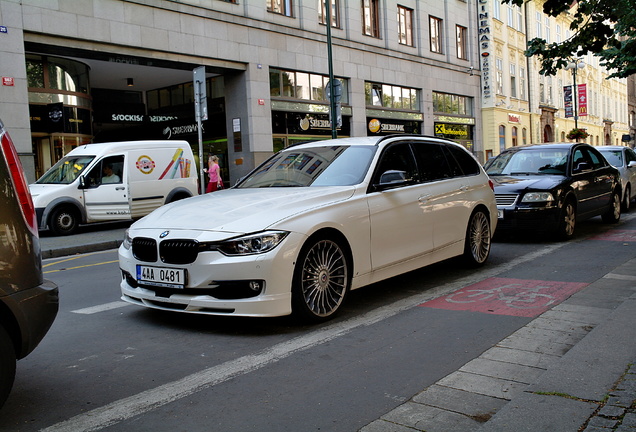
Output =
[
  {"x1": 237, "y1": 145, "x2": 376, "y2": 188},
  {"x1": 584, "y1": 148, "x2": 605, "y2": 170},
  {"x1": 411, "y1": 143, "x2": 453, "y2": 182},
  {"x1": 36, "y1": 155, "x2": 94, "y2": 184},
  {"x1": 627, "y1": 149, "x2": 636, "y2": 164},
  {"x1": 445, "y1": 144, "x2": 480, "y2": 176},
  {"x1": 486, "y1": 149, "x2": 568, "y2": 176},
  {"x1": 600, "y1": 150, "x2": 623, "y2": 167},
  {"x1": 372, "y1": 142, "x2": 418, "y2": 186},
  {"x1": 85, "y1": 155, "x2": 124, "y2": 187}
]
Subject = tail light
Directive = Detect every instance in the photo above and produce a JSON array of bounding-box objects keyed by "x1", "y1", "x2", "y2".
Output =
[
  {"x1": 488, "y1": 179, "x2": 494, "y2": 192},
  {"x1": 0, "y1": 124, "x2": 38, "y2": 236}
]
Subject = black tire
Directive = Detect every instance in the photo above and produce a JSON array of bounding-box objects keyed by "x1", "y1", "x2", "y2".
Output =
[
  {"x1": 49, "y1": 206, "x2": 79, "y2": 236},
  {"x1": 462, "y1": 209, "x2": 491, "y2": 267},
  {"x1": 0, "y1": 326, "x2": 16, "y2": 409},
  {"x1": 602, "y1": 189, "x2": 621, "y2": 224},
  {"x1": 622, "y1": 185, "x2": 631, "y2": 212},
  {"x1": 555, "y1": 199, "x2": 576, "y2": 241},
  {"x1": 291, "y1": 237, "x2": 350, "y2": 322}
]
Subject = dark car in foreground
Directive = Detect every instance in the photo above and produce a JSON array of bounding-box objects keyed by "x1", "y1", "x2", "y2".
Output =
[
  {"x1": 485, "y1": 142, "x2": 622, "y2": 240},
  {"x1": 0, "y1": 119, "x2": 58, "y2": 408}
]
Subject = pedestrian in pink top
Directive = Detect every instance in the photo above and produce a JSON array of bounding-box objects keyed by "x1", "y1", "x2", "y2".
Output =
[{"x1": 205, "y1": 155, "x2": 222, "y2": 193}]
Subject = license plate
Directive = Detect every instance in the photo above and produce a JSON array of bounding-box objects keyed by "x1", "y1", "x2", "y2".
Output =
[
  {"x1": 137, "y1": 265, "x2": 186, "y2": 288},
  {"x1": 497, "y1": 209, "x2": 504, "y2": 219}
]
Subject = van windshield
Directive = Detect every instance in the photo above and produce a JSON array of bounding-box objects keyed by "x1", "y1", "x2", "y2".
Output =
[{"x1": 36, "y1": 156, "x2": 95, "y2": 184}]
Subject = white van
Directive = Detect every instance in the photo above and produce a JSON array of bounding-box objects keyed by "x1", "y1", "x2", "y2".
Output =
[{"x1": 30, "y1": 140, "x2": 199, "y2": 235}]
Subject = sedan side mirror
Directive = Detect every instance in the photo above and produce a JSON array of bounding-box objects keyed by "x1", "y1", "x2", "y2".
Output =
[{"x1": 573, "y1": 161, "x2": 591, "y2": 173}]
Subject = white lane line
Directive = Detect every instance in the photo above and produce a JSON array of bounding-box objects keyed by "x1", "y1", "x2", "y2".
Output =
[
  {"x1": 40, "y1": 241, "x2": 567, "y2": 432},
  {"x1": 71, "y1": 301, "x2": 132, "y2": 315}
]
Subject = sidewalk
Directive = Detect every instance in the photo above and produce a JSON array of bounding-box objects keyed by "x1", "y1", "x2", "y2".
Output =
[
  {"x1": 39, "y1": 225, "x2": 636, "y2": 431},
  {"x1": 362, "y1": 258, "x2": 636, "y2": 432}
]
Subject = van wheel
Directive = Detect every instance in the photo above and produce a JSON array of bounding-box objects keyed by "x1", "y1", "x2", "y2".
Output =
[
  {"x1": 49, "y1": 206, "x2": 79, "y2": 236},
  {"x1": 0, "y1": 325, "x2": 16, "y2": 409}
]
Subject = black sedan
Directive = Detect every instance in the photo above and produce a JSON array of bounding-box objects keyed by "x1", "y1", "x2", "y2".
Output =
[{"x1": 484, "y1": 143, "x2": 622, "y2": 240}]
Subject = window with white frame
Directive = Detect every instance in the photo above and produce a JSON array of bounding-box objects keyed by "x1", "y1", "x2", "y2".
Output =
[
  {"x1": 519, "y1": 67, "x2": 526, "y2": 100},
  {"x1": 536, "y1": 12, "x2": 542, "y2": 38},
  {"x1": 510, "y1": 64, "x2": 517, "y2": 98},
  {"x1": 496, "y1": 58, "x2": 504, "y2": 94},
  {"x1": 494, "y1": 1, "x2": 501, "y2": 20}
]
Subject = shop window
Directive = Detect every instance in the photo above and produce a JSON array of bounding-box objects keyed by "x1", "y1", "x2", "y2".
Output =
[
  {"x1": 433, "y1": 92, "x2": 473, "y2": 116},
  {"x1": 319, "y1": 0, "x2": 340, "y2": 27},
  {"x1": 365, "y1": 82, "x2": 419, "y2": 111},
  {"x1": 512, "y1": 126, "x2": 518, "y2": 146},
  {"x1": 398, "y1": 6, "x2": 414, "y2": 46},
  {"x1": 270, "y1": 68, "x2": 348, "y2": 103},
  {"x1": 25, "y1": 55, "x2": 89, "y2": 94}
]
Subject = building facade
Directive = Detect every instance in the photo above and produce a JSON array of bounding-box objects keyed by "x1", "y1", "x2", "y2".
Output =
[
  {"x1": 0, "y1": 0, "x2": 483, "y2": 184},
  {"x1": 479, "y1": 0, "x2": 630, "y2": 159}
]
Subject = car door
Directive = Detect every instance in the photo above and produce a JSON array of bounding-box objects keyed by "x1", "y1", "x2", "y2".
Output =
[
  {"x1": 83, "y1": 154, "x2": 131, "y2": 222},
  {"x1": 572, "y1": 146, "x2": 614, "y2": 217},
  {"x1": 411, "y1": 141, "x2": 474, "y2": 250},
  {"x1": 367, "y1": 141, "x2": 433, "y2": 271},
  {"x1": 625, "y1": 148, "x2": 636, "y2": 200}
]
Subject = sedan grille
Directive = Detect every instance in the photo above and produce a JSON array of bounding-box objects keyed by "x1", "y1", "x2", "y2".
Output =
[
  {"x1": 132, "y1": 237, "x2": 158, "y2": 262},
  {"x1": 495, "y1": 194, "x2": 518, "y2": 206},
  {"x1": 160, "y1": 239, "x2": 200, "y2": 264}
]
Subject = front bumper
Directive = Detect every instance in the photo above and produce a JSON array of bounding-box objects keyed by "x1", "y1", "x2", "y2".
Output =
[
  {"x1": 118, "y1": 232, "x2": 304, "y2": 317},
  {"x1": 496, "y1": 206, "x2": 561, "y2": 232}
]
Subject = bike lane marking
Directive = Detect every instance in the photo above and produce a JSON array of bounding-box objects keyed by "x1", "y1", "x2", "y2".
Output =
[
  {"x1": 591, "y1": 229, "x2": 636, "y2": 242},
  {"x1": 420, "y1": 277, "x2": 589, "y2": 318}
]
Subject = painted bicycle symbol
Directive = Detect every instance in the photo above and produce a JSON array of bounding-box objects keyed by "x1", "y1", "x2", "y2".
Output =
[{"x1": 445, "y1": 283, "x2": 557, "y2": 310}]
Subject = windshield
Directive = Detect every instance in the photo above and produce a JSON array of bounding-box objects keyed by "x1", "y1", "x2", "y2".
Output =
[
  {"x1": 599, "y1": 150, "x2": 623, "y2": 167},
  {"x1": 485, "y1": 149, "x2": 568, "y2": 176},
  {"x1": 237, "y1": 145, "x2": 376, "y2": 188},
  {"x1": 36, "y1": 155, "x2": 95, "y2": 184}
]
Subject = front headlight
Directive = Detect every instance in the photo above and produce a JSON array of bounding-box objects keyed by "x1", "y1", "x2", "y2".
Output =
[
  {"x1": 122, "y1": 229, "x2": 132, "y2": 250},
  {"x1": 521, "y1": 192, "x2": 554, "y2": 203},
  {"x1": 208, "y1": 231, "x2": 290, "y2": 256}
]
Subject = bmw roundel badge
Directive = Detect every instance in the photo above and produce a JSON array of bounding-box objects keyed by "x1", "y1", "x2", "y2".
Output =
[{"x1": 160, "y1": 231, "x2": 170, "y2": 238}]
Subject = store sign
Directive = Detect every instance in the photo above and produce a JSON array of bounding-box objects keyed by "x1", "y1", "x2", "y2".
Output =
[
  {"x1": 508, "y1": 114, "x2": 520, "y2": 123},
  {"x1": 2, "y1": 77, "x2": 14, "y2": 86},
  {"x1": 578, "y1": 84, "x2": 587, "y2": 117},
  {"x1": 434, "y1": 123, "x2": 471, "y2": 139},
  {"x1": 271, "y1": 111, "x2": 350, "y2": 136},
  {"x1": 478, "y1": 0, "x2": 492, "y2": 99},
  {"x1": 564, "y1": 85, "x2": 574, "y2": 118},
  {"x1": 367, "y1": 118, "x2": 420, "y2": 135}
]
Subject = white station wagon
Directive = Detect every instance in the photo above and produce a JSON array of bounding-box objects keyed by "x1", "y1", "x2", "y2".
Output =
[{"x1": 118, "y1": 135, "x2": 497, "y2": 321}]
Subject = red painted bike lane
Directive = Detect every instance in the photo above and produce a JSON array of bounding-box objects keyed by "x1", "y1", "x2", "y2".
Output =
[{"x1": 421, "y1": 228, "x2": 636, "y2": 318}]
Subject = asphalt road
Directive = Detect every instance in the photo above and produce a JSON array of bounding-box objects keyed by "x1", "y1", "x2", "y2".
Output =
[{"x1": 1, "y1": 215, "x2": 634, "y2": 431}]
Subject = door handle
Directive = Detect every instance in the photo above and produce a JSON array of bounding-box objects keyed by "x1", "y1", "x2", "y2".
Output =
[
  {"x1": 116, "y1": 186, "x2": 126, "y2": 191},
  {"x1": 418, "y1": 194, "x2": 431, "y2": 204}
]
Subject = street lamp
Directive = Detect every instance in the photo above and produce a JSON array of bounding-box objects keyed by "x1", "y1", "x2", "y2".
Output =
[{"x1": 566, "y1": 59, "x2": 585, "y2": 130}]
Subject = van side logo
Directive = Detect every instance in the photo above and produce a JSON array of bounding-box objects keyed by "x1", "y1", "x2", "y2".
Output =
[{"x1": 136, "y1": 155, "x2": 156, "y2": 174}]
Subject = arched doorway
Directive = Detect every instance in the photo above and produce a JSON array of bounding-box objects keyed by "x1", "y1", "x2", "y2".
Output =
[{"x1": 543, "y1": 124, "x2": 553, "y2": 143}]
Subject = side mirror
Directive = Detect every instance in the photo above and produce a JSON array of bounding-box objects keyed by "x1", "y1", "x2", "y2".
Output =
[
  {"x1": 78, "y1": 175, "x2": 87, "y2": 189},
  {"x1": 573, "y1": 161, "x2": 591, "y2": 173}
]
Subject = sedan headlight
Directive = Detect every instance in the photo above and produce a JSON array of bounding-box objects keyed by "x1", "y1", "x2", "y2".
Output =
[
  {"x1": 521, "y1": 192, "x2": 554, "y2": 203},
  {"x1": 122, "y1": 229, "x2": 132, "y2": 250},
  {"x1": 207, "y1": 231, "x2": 290, "y2": 256}
]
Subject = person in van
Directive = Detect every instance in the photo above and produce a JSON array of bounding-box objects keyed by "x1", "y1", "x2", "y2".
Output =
[{"x1": 102, "y1": 163, "x2": 120, "y2": 183}]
